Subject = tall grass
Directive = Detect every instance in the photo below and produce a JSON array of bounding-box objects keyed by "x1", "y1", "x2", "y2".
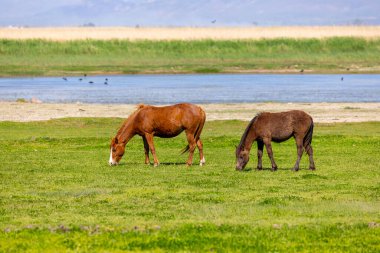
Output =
[
  {"x1": 1, "y1": 37, "x2": 380, "y2": 76},
  {"x1": 0, "y1": 37, "x2": 377, "y2": 55}
]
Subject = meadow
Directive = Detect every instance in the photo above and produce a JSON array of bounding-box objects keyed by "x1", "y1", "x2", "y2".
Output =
[
  {"x1": 0, "y1": 118, "x2": 379, "y2": 252},
  {"x1": 1, "y1": 37, "x2": 380, "y2": 76}
]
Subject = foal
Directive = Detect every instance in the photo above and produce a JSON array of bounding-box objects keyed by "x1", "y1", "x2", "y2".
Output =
[
  {"x1": 235, "y1": 110, "x2": 315, "y2": 171},
  {"x1": 109, "y1": 103, "x2": 206, "y2": 167}
]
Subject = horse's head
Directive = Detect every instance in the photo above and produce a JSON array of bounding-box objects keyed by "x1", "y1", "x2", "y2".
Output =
[
  {"x1": 109, "y1": 137, "x2": 125, "y2": 166},
  {"x1": 235, "y1": 145, "x2": 249, "y2": 171}
]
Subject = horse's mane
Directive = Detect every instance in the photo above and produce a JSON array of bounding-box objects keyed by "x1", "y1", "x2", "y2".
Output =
[
  {"x1": 116, "y1": 104, "x2": 147, "y2": 136},
  {"x1": 237, "y1": 113, "x2": 261, "y2": 152},
  {"x1": 136, "y1": 104, "x2": 147, "y2": 110}
]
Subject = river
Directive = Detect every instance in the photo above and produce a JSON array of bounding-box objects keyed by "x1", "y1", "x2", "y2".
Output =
[{"x1": 0, "y1": 74, "x2": 379, "y2": 103}]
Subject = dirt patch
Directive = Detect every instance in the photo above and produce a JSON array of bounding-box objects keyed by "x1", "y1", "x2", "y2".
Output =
[{"x1": 1, "y1": 102, "x2": 379, "y2": 123}]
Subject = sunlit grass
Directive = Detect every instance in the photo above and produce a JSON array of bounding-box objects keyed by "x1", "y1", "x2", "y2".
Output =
[{"x1": 0, "y1": 119, "x2": 379, "y2": 252}]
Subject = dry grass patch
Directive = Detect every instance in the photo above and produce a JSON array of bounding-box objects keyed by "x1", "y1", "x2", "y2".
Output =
[{"x1": 1, "y1": 26, "x2": 380, "y2": 41}]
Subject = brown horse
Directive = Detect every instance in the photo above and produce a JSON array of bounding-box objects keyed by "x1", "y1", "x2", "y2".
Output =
[
  {"x1": 109, "y1": 103, "x2": 206, "y2": 167},
  {"x1": 235, "y1": 110, "x2": 315, "y2": 171}
]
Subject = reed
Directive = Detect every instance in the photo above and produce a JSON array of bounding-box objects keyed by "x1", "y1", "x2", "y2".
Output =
[{"x1": 1, "y1": 26, "x2": 380, "y2": 41}]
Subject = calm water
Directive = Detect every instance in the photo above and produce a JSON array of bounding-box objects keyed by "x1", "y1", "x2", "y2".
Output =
[{"x1": 0, "y1": 74, "x2": 379, "y2": 103}]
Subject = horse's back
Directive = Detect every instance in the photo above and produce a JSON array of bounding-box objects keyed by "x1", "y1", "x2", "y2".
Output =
[
  {"x1": 254, "y1": 110, "x2": 312, "y2": 141},
  {"x1": 134, "y1": 103, "x2": 205, "y2": 137},
  {"x1": 258, "y1": 110, "x2": 312, "y2": 125},
  {"x1": 139, "y1": 103, "x2": 203, "y2": 122},
  {"x1": 175, "y1": 103, "x2": 205, "y2": 117},
  {"x1": 287, "y1": 110, "x2": 312, "y2": 122}
]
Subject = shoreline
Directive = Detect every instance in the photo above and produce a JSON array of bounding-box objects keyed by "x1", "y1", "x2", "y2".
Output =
[
  {"x1": 2, "y1": 69, "x2": 380, "y2": 78},
  {"x1": 1, "y1": 101, "x2": 379, "y2": 123}
]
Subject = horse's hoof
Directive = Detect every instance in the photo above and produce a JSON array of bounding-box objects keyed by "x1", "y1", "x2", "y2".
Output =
[
  {"x1": 256, "y1": 166, "x2": 263, "y2": 170},
  {"x1": 154, "y1": 163, "x2": 159, "y2": 167},
  {"x1": 271, "y1": 166, "x2": 278, "y2": 171},
  {"x1": 199, "y1": 157, "x2": 206, "y2": 166},
  {"x1": 292, "y1": 167, "x2": 299, "y2": 172},
  {"x1": 309, "y1": 167, "x2": 316, "y2": 171}
]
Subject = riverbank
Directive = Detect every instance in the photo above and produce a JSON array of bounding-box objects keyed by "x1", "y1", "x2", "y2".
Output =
[
  {"x1": 1, "y1": 37, "x2": 380, "y2": 76},
  {"x1": 1, "y1": 101, "x2": 379, "y2": 123}
]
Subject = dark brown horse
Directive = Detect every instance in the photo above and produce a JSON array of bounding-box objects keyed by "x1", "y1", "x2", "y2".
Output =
[
  {"x1": 109, "y1": 103, "x2": 206, "y2": 167},
  {"x1": 235, "y1": 110, "x2": 315, "y2": 171}
]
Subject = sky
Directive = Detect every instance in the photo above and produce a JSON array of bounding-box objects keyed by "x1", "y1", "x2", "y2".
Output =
[{"x1": 1, "y1": 0, "x2": 379, "y2": 27}]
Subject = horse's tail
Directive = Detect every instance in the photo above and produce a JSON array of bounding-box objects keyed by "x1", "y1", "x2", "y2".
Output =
[
  {"x1": 181, "y1": 108, "x2": 206, "y2": 154},
  {"x1": 180, "y1": 145, "x2": 190, "y2": 154},
  {"x1": 303, "y1": 118, "x2": 314, "y2": 153}
]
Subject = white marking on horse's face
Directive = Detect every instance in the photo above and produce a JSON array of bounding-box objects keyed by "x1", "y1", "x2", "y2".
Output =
[{"x1": 109, "y1": 148, "x2": 118, "y2": 166}]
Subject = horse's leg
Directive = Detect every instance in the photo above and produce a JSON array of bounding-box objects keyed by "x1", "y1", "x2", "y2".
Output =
[
  {"x1": 263, "y1": 138, "x2": 277, "y2": 171},
  {"x1": 305, "y1": 144, "x2": 316, "y2": 170},
  {"x1": 257, "y1": 140, "x2": 264, "y2": 170},
  {"x1": 145, "y1": 133, "x2": 159, "y2": 167},
  {"x1": 142, "y1": 136, "x2": 150, "y2": 165},
  {"x1": 185, "y1": 131, "x2": 197, "y2": 166},
  {"x1": 293, "y1": 136, "x2": 304, "y2": 171},
  {"x1": 196, "y1": 139, "x2": 205, "y2": 166}
]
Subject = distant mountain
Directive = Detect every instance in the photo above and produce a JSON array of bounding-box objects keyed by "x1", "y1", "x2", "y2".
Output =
[{"x1": 1, "y1": 0, "x2": 379, "y2": 27}]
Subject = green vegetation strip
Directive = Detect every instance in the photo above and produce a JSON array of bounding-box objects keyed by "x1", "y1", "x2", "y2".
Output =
[
  {"x1": 0, "y1": 119, "x2": 379, "y2": 252},
  {"x1": 1, "y1": 37, "x2": 380, "y2": 76},
  {"x1": 2, "y1": 224, "x2": 379, "y2": 252}
]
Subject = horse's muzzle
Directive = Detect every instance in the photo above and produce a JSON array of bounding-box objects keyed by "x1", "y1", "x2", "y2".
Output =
[{"x1": 109, "y1": 161, "x2": 118, "y2": 166}]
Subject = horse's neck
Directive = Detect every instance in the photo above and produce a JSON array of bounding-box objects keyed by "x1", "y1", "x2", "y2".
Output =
[
  {"x1": 117, "y1": 119, "x2": 136, "y2": 144},
  {"x1": 244, "y1": 136, "x2": 255, "y2": 151},
  {"x1": 239, "y1": 125, "x2": 256, "y2": 152},
  {"x1": 119, "y1": 129, "x2": 134, "y2": 144}
]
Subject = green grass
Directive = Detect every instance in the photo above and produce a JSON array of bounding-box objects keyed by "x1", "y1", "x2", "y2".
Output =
[
  {"x1": 1, "y1": 37, "x2": 380, "y2": 76},
  {"x1": 0, "y1": 119, "x2": 379, "y2": 252}
]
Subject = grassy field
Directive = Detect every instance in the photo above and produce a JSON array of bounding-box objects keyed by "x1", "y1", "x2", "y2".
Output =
[
  {"x1": 0, "y1": 118, "x2": 379, "y2": 252},
  {"x1": 1, "y1": 37, "x2": 380, "y2": 76}
]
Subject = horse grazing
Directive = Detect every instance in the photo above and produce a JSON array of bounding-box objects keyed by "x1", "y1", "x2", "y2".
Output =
[
  {"x1": 235, "y1": 110, "x2": 315, "y2": 171},
  {"x1": 109, "y1": 103, "x2": 206, "y2": 167}
]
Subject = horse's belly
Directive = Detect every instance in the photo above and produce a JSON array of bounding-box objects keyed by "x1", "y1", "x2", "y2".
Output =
[
  {"x1": 155, "y1": 128, "x2": 183, "y2": 138},
  {"x1": 271, "y1": 132, "x2": 293, "y2": 143}
]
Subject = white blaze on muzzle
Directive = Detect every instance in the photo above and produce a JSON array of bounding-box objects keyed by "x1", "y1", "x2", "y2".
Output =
[{"x1": 109, "y1": 148, "x2": 118, "y2": 166}]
